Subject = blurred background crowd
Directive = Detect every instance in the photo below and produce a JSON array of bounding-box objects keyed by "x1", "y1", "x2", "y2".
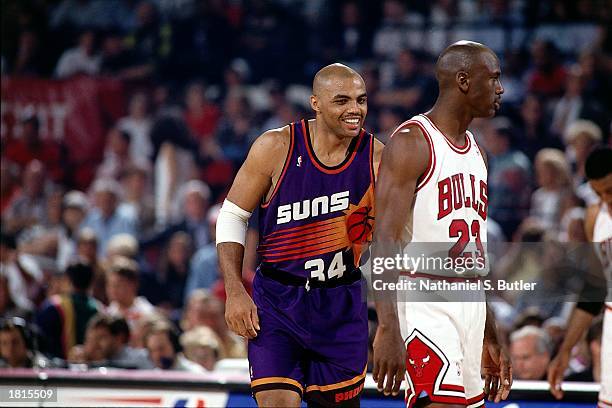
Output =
[{"x1": 0, "y1": 0, "x2": 611, "y2": 385}]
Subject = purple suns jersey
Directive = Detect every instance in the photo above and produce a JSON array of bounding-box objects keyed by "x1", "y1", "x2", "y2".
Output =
[{"x1": 257, "y1": 119, "x2": 375, "y2": 280}]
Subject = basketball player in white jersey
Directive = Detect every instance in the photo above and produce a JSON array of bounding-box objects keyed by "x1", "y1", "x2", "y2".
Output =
[
  {"x1": 548, "y1": 147, "x2": 612, "y2": 407},
  {"x1": 371, "y1": 41, "x2": 512, "y2": 407}
]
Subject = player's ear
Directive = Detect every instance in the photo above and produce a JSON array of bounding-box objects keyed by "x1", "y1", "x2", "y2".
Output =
[
  {"x1": 310, "y1": 95, "x2": 320, "y2": 113},
  {"x1": 457, "y1": 71, "x2": 469, "y2": 93}
]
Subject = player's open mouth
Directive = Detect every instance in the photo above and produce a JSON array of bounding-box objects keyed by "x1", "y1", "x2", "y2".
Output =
[{"x1": 342, "y1": 117, "x2": 361, "y2": 129}]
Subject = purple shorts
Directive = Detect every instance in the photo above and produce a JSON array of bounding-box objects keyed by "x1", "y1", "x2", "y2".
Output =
[{"x1": 248, "y1": 270, "x2": 368, "y2": 405}]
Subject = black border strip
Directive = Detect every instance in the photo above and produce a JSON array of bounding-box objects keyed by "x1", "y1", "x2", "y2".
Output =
[{"x1": 251, "y1": 382, "x2": 303, "y2": 398}]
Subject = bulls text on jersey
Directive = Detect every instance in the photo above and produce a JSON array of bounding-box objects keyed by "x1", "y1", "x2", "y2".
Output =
[{"x1": 438, "y1": 173, "x2": 487, "y2": 221}]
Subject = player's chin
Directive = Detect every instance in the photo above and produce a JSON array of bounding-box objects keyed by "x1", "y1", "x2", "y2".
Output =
[
  {"x1": 347, "y1": 129, "x2": 362, "y2": 138},
  {"x1": 482, "y1": 107, "x2": 497, "y2": 118},
  {"x1": 340, "y1": 123, "x2": 362, "y2": 137}
]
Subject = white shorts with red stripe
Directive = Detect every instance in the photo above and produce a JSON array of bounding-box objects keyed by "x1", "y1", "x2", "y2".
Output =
[
  {"x1": 599, "y1": 304, "x2": 612, "y2": 408},
  {"x1": 399, "y1": 300, "x2": 486, "y2": 408}
]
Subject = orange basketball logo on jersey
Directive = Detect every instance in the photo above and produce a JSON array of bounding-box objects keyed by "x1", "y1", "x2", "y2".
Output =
[{"x1": 346, "y1": 206, "x2": 374, "y2": 244}]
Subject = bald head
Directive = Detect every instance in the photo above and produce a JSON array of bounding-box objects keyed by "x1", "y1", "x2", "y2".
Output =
[
  {"x1": 436, "y1": 41, "x2": 496, "y2": 87},
  {"x1": 432, "y1": 41, "x2": 503, "y2": 118},
  {"x1": 313, "y1": 63, "x2": 364, "y2": 96},
  {"x1": 309, "y1": 63, "x2": 367, "y2": 138}
]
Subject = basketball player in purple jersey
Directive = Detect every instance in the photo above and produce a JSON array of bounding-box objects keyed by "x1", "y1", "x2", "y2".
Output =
[
  {"x1": 216, "y1": 63, "x2": 384, "y2": 407},
  {"x1": 371, "y1": 42, "x2": 512, "y2": 407}
]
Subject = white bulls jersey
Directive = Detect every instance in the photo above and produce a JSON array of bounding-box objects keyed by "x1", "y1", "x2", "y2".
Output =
[
  {"x1": 593, "y1": 203, "x2": 612, "y2": 408},
  {"x1": 395, "y1": 113, "x2": 489, "y2": 408},
  {"x1": 399, "y1": 114, "x2": 488, "y2": 277}
]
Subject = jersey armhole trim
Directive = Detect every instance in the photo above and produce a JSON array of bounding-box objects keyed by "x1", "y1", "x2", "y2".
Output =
[
  {"x1": 407, "y1": 120, "x2": 435, "y2": 193},
  {"x1": 369, "y1": 134, "x2": 375, "y2": 187},
  {"x1": 261, "y1": 123, "x2": 295, "y2": 208}
]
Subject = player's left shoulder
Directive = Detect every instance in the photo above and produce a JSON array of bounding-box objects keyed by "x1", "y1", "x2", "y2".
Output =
[
  {"x1": 361, "y1": 128, "x2": 384, "y2": 160},
  {"x1": 369, "y1": 134, "x2": 385, "y2": 179},
  {"x1": 474, "y1": 138, "x2": 488, "y2": 169},
  {"x1": 372, "y1": 136, "x2": 385, "y2": 157}
]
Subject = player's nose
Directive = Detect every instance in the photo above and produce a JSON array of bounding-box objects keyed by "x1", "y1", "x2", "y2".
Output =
[
  {"x1": 346, "y1": 100, "x2": 361, "y2": 114},
  {"x1": 496, "y1": 81, "x2": 504, "y2": 95}
]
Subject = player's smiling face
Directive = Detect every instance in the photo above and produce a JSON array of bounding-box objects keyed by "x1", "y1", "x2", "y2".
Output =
[{"x1": 313, "y1": 75, "x2": 367, "y2": 138}]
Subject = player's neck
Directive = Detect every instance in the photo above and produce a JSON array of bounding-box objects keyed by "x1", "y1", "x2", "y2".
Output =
[
  {"x1": 427, "y1": 100, "x2": 473, "y2": 142},
  {"x1": 309, "y1": 118, "x2": 353, "y2": 164}
]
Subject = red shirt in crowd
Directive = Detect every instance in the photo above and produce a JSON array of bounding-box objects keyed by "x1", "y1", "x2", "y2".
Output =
[
  {"x1": 184, "y1": 104, "x2": 222, "y2": 140},
  {"x1": 4, "y1": 139, "x2": 65, "y2": 183},
  {"x1": 527, "y1": 66, "x2": 567, "y2": 97}
]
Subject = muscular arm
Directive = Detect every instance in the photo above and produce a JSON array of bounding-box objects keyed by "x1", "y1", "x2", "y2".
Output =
[
  {"x1": 224, "y1": 127, "x2": 290, "y2": 211},
  {"x1": 371, "y1": 124, "x2": 429, "y2": 395},
  {"x1": 217, "y1": 127, "x2": 290, "y2": 337},
  {"x1": 547, "y1": 307, "x2": 595, "y2": 399},
  {"x1": 373, "y1": 124, "x2": 428, "y2": 327},
  {"x1": 559, "y1": 308, "x2": 595, "y2": 355},
  {"x1": 548, "y1": 202, "x2": 605, "y2": 398},
  {"x1": 576, "y1": 204, "x2": 607, "y2": 312}
]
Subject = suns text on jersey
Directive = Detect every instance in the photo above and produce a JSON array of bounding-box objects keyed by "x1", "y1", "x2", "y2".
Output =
[
  {"x1": 276, "y1": 191, "x2": 350, "y2": 224},
  {"x1": 437, "y1": 173, "x2": 487, "y2": 221}
]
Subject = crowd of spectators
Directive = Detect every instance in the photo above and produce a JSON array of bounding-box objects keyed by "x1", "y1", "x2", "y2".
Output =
[{"x1": 1, "y1": 0, "x2": 610, "y2": 383}]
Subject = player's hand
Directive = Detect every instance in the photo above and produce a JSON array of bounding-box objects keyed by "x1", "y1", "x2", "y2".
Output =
[
  {"x1": 482, "y1": 340, "x2": 512, "y2": 403},
  {"x1": 547, "y1": 349, "x2": 570, "y2": 400},
  {"x1": 225, "y1": 288, "x2": 260, "y2": 339},
  {"x1": 372, "y1": 325, "x2": 405, "y2": 397}
]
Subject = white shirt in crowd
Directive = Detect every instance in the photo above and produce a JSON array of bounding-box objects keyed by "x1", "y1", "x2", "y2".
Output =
[
  {"x1": 107, "y1": 296, "x2": 155, "y2": 328},
  {"x1": 0, "y1": 253, "x2": 44, "y2": 311},
  {"x1": 55, "y1": 47, "x2": 100, "y2": 78},
  {"x1": 530, "y1": 188, "x2": 564, "y2": 231},
  {"x1": 117, "y1": 116, "x2": 153, "y2": 164}
]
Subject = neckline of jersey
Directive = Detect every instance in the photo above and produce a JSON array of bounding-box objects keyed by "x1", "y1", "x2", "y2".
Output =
[
  {"x1": 419, "y1": 114, "x2": 471, "y2": 154},
  {"x1": 302, "y1": 119, "x2": 363, "y2": 173}
]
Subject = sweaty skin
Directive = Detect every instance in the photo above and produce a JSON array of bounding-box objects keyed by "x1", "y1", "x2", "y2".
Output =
[
  {"x1": 371, "y1": 41, "x2": 512, "y2": 405},
  {"x1": 218, "y1": 63, "x2": 383, "y2": 407}
]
